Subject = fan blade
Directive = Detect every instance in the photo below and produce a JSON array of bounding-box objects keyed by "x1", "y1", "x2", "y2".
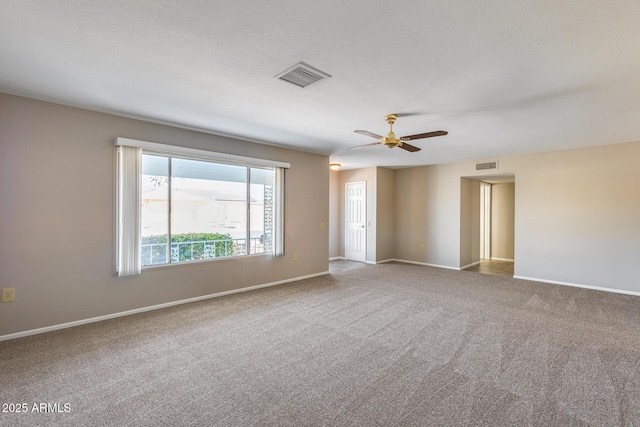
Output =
[
  {"x1": 354, "y1": 130, "x2": 384, "y2": 139},
  {"x1": 348, "y1": 142, "x2": 382, "y2": 150},
  {"x1": 399, "y1": 142, "x2": 421, "y2": 152},
  {"x1": 393, "y1": 112, "x2": 422, "y2": 118},
  {"x1": 400, "y1": 130, "x2": 448, "y2": 140}
]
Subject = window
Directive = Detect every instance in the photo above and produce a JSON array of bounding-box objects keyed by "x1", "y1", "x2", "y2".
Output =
[{"x1": 116, "y1": 138, "x2": 287, "y2": 276}]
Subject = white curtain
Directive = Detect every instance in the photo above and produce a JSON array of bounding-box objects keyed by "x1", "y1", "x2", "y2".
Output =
[
  {"x1": 116, "y1": 145, "x2": 142, "y2": 276},
  {"x1": 273, "y1": 167, "x2": 285, "y2": 257}
]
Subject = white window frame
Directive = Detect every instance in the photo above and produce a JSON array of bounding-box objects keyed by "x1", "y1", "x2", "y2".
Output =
[{"x1": 115, "y1": 138, "x2": 289, "y2": 276}]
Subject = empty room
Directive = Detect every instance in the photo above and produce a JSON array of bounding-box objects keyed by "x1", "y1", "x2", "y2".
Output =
[{"x1": 1, "y1": 1, "x2": 640, "y2": 426}]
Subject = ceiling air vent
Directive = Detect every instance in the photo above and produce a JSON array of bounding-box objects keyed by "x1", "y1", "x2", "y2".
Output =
[
  {"x1": 476, "y1": 161, "x2": 498, "y2": 171},
  {"x1": 275, "y1": 62, "x2": 331, "y2": 88}
]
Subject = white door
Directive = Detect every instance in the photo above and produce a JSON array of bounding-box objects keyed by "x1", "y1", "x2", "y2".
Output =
[{"x1": 345, "y1": 182, "x2": 366, "y2": 262}]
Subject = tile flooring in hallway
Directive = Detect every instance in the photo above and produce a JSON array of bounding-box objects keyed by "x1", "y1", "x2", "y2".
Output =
[
  {"x1": 464, "y1": 259, "x2": 514, "y2": 278},
  {"x1": 329, "y1": 259, "x2": 367, "y2": 274}
]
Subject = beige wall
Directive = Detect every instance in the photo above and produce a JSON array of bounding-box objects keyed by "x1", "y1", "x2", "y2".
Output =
[
  {"x1": 393, "y1": 168, "x2": 426, "y2": 263},
  {"x1": 375, "y1": 167, "x2": 394, "y2": 262},
  {"x1": 460, "y1": 178, "x2": 480, "y2": 268},
  {"x1": 394, "y1": 163, "x2": 467, "y2": 268},
  {"x1": 491, "y1": 183, "x2": 515, "y2": 260},
  {"x1": 510, "y1": 143, "x2": 640, "y2": 291},
  {"x1": 0, "y1": 93, "x2": 329, "y2": 337}
]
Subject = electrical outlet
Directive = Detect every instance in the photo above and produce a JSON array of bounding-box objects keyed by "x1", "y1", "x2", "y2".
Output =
[
  {"x1": 293, "y1": 253, "x2": 298, "y2": 261},
  {"x1": 1, "y1": 288, "x2": 15, "y2": 303},
  {"x1": 419, "y1": 244, "x2": 425, "y2": 250}
]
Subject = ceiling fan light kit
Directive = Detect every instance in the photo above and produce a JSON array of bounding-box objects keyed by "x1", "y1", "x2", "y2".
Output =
[{"x1": 351, "y1": 114, "x2": 448, "y2": 152}]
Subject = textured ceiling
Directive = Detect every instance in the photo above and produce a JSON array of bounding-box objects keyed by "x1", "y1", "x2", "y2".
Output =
[{"x1": 2, "y1": 1, "x2": 640, "y2": 169}]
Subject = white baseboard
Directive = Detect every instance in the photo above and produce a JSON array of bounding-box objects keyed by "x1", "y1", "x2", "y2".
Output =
[
  {"x1": 460, "y1": 261, "x2": 481, "y2": 270},
  {"x1": 392, "y1": 259, "x2": 460, "y2": 271},
  {"x1": 0, "y1": 271, "x2": 330, "y2": 342},
  {"x1": 513, "y1": 275, "x2": 640, "y2": 297},
  {"x1": 365, "y1": 260, "x2": 377, "y2": 265},
  {"x1": 491, "y1": 257, "x2": 515, "y2": 262},
  {"x1": 329, "y1": 257, "x2": 345, "y2": 261}
]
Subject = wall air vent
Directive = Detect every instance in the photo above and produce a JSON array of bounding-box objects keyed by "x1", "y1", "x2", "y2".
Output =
[
  {"x1": 275, "y1": 62, "x2": 331, "y2": 88},
  {"x1": 476, "y1": 161, "x2": 498, "y2": 171}
]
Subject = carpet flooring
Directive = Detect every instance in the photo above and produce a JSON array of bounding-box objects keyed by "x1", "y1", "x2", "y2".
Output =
[{"x1": 1, "y1": 262, "x2": 640, "y2": 426}]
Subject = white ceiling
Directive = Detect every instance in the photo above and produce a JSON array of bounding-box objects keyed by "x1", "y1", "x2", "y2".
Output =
[{"x1": 2, "y1": 1, "x2": 640, "y2": 170}]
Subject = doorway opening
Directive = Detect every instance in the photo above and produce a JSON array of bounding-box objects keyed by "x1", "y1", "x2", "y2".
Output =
[{"x1": 462, "y1": 175, "x2": 515, "y2": 277}]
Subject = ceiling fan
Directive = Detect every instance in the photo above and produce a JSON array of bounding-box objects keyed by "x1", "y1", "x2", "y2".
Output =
[{"x1": 351, "y1": 114, "x2": 447, "y2": 152}]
